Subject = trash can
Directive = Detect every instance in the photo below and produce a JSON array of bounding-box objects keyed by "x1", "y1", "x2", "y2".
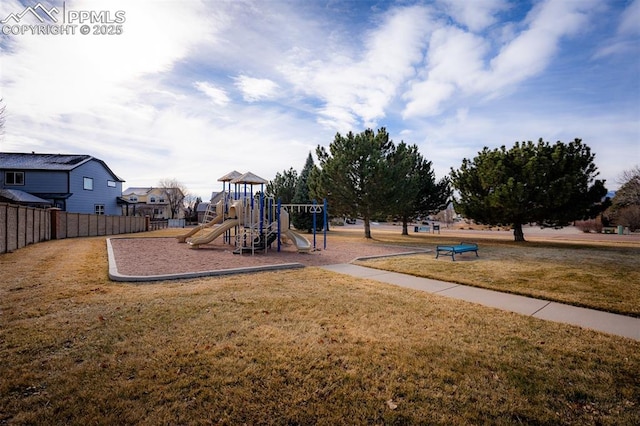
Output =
[
  {"x1": 414, "y1": 226, "x2": 419, "y2": 232},
  {"x1": 618, "y1": 225, "x2": 624, "y2": 235}
]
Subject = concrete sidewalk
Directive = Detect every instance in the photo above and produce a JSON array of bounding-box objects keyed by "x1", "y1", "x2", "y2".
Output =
[{"x1": 321, "y1": 264, "x2": 640, "y2": 341}]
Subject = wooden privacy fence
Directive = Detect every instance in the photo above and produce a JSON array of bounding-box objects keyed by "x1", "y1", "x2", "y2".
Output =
[
  {"x1": 1, "y1": 203, "x2": 148, "y2": 254},
  {"x1": 0, "y1": 203, "x2": 50, "y2": 254}
]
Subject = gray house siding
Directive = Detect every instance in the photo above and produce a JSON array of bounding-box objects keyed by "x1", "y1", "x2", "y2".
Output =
[{"x1": 67, "y1": 161, "x2": 122, "y2": 215}]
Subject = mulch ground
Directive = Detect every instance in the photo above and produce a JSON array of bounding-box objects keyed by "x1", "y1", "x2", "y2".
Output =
[{"x1": 108, "y1": 236, "x2": 428, "y2": 277}]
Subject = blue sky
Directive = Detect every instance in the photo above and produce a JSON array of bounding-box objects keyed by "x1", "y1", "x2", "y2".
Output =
[{"x1": 1, "y1": 0, "x2": 638, "y2": 200}]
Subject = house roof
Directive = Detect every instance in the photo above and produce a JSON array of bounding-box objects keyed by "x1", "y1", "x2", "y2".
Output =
[
  {"x1": 0, "y1": 188, "x2": 52, "y2": 205},
  {"x1": 122, "y1": 187, "x2": 153, "y2": 196},
  {"x1": 0, "y1": 152, "x2": 124, "y2": 181},
  {"x1": 210, "y1": 191, "x2": 243, "y2": 202},
  {"x1": 122, "y1": 187, "x2": 184, "y2": 197}
]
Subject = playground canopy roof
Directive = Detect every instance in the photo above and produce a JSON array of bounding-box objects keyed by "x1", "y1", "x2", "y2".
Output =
[
  {"x1": 231, "y1": 171, "x2": 268, "y2": 185},
  {"x1": 217, "y1": 170, "x2": 242, "y2": 182}
]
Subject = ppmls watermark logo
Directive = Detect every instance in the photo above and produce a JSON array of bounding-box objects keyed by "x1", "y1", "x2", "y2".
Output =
[{"x1": 2, "y1": 2, "x2": 126, "y2": 36}]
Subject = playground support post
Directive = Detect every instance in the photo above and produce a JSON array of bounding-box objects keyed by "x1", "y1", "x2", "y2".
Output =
[
  {"x1": 312, "y1": 199, "x2": 317, "y2": 250},
  {"x1": 259, "y1": 184, "x2": 264, "y2": 235},
  {"x1": 277, "y1": 198, "x2": 282, "y2": 252},
  {"x1": 324, "y1": 198, "x2": 327, "y2": 249}
]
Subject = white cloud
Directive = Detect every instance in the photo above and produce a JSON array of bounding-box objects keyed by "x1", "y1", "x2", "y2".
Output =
[
  {"x1": 280, "y1": 4, "x2": 432, "y2": 130},
  {"x1": 233, "y1": 76, "x2": 280, "y2": 102},
  {"x1": 592, "y1": 0, "x2": 640, "y2": 59},
  {"x1": 439, "y1": 0, "x2": 508, "y2": 32},
  {"x1": 403, "y1": 0, "x2": 602, "y2": 119},
  {"x1": 618, "y1": 0, "x2": 640, "y2": 35},
  {"x1": 194, "y1": 81, "x2": 230, "y2": 106},
  {"x1": 483, "y1": 0, "x2": 595, "y2": 90},
  {"x1": 403, "y1": 26, "x2": 487, "y2": 118},
  {"x1": 403, "y1": 80, "x2": 455, "y2": 117},
  {"x1": 1, "y1": 0, "x2": 217, "y2": 118}
]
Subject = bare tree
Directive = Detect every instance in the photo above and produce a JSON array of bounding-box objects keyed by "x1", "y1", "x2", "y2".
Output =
[
  {"x1": 183, "y1": 193, "x2": 201, "y2": 224},
  {"x1": 136, "y1": 205, "x2": 155, "y2": 219},
  {"x1": 615, "y1": 165, "x2": 640, "y2": 207},
  {"x1": 435, "y1": 203, "x2": 456, "y2": 228},
  {"x1": 158, "y1": 178, "x2": 188, "y2": 219},
  {"x1": 607, "y1": 165, "x2": 640, "y2": 231}
]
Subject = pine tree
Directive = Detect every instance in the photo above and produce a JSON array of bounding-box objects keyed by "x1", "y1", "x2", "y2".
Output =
[
  {"x1": 291, "y1": 153, "x2": 319, "y2": 232},
  {"x1": 451, "y1": 138, "x2": 607, "y2": 241},
  {"x1": 387, "y1": 142, "x2": 450, "y2": 235},
  {"x1": 266, "y1": 168, "x2": 298, "y2": 204},
  {"x1": 313, "y1": 128, "x2": 394, "y2": 238}
]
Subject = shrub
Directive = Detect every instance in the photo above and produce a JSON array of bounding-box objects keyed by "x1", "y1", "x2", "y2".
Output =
[
  {"x1": 575, "y1": 219, "x2": 602, "y2": 233},
  {"x1": 616, "y1": 205, "x2": 640, "y2": 232}
]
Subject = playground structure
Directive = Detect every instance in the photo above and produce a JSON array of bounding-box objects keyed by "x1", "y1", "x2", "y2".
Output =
[
  {"x1": 177, "y1": 171, "x2": 327, "y2": 254},
  {"x1": 175, "y1": 200, "x2": 223, "y2": 243}
]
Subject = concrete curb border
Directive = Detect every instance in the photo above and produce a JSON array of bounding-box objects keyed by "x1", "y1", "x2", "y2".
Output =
[{"x1": 106, "y1": 238, "x2": 304, "y2": 283}]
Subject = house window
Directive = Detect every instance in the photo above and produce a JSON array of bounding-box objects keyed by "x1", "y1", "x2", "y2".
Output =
[
  {"x1": 95, "y1": 204, "x2": 105, "y2": 215},
  {"x1": 154, "y1": 208, "x2": 162, "y2": 215},
  {"x1": 129, "y1": 195, "x2": 138, "y2": 202},
  {"x1": 107, "y1": 180, "x2": 116, "y2": 187},
  {"x1": 150, "y1": 196, "x2": 156, "y2": 203},
  {"x1": 5, "y1": 171, "x2": 25, "y2": 185},
  {"x1": 159, "y1": 197, "x2": 166, "y2": 203},
  {"x1": 83, "y1": 177, "x2": 94, "y2": 190}
]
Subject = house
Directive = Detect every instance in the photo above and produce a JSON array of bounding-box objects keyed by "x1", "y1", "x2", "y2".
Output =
[
  {"x1": 122, "y1": 187, "x2": 185, "y2": 219},
  {"x1": 0, "y1": 152, "x2": 125, "y2": 215},
  {"x1": 196, "y1": 202, "x2": 210, "y2": 223},
  {"x1": 0, "y1": 188, "x2": 52, "y2": 208}
]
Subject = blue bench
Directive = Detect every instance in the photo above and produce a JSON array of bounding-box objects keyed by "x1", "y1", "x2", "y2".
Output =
[{"x1": 436, "y1": 242, "x2": 478, "y2": 261}]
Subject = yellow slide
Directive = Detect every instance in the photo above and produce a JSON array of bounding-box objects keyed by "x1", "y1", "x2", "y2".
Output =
[
  {"x1": 284, "y1": 228, "x2": 312, "y2": 253},
  {"x1": 279, "y1": 210, "x2": 311, "y2": 253},
  {"x1": 188, "y1": 219, "x2": 239, "y2": 248},
  {"x1": 176, "y1": 214, "x2": 223, "y2": 243}
]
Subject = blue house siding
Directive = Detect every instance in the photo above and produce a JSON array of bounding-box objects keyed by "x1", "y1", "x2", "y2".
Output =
[
  {"x1": 1, "y1": 153, "x2": 125, "y2": 215},
  {"x1": 67, "y1": 161, "x2": 122, "y2": 215},
  {"x1": 17, "y1": 170, "x2": 68, "y2": 193}
]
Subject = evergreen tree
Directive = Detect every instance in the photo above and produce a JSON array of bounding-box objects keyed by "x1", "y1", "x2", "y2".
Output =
[
  {"x1": 291, "y1": 153, "x2": 320, "y2": 232},
  {"x1": 451, "y1": 138, "x2": 607, "y2": 241},
  {"x1": 387, "y1": 142, "x2": 450, "y2": 235},
  {"x1": 266, "y1": 168, "x2": 298, "y2": 204},
  {"x1": 312, "y1": 128, "x2": 394, "y2": 239}
]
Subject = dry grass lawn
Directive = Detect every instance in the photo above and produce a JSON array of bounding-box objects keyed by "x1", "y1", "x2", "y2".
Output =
[
  {"x1": 352, "y1": 233, "x2": 640, "y2": 317},
  {"x1": 1, "y1": 233, "x2": 639, "y2": 425}
]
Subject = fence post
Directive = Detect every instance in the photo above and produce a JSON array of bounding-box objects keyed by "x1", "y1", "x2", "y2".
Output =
[
  {"x1": 0, "y1": 203, "x2": 8, "y2": 254},
  {"x1": 49, "y1": 208, "x2": 61, "y2": 240}
]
